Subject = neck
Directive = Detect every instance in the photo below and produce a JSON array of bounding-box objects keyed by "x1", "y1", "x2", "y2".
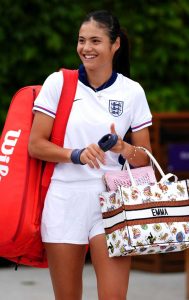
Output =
[{"x1": 86, "y1": 67, "x2": 113, "y2": 89}]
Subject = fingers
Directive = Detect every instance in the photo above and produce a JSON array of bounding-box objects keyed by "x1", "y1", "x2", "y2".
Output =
[
  {"x1": 109, "y1": 124, "x2": 124, "y2": 153},
  {"x1": 110, "y1": 123, "x2": 116, "y2": 135},
  {"x1": 80, "y1": 144, "x2": 105, "y2": 169}
]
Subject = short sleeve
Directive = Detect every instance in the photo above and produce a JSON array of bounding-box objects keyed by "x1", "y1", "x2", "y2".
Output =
[
  {"x1": 33, "y1": 71, "x2": 63, "y2": 118},
  {"x1": 131, "y1": 83, "x2": 152, "y2": 132}
]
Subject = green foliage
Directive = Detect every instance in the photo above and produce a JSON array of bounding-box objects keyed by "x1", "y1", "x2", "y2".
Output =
[
  {"x1": 0, "y1": 0, "x2": 189, "y2": 130},
  {"x1": 120, "y1": 0, "x2": 189, "y2": 112}
]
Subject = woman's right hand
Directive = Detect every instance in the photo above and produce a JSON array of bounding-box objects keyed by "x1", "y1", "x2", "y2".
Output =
[{"x1": 80, "y1": 144, "x2": 106, "y2": 169}]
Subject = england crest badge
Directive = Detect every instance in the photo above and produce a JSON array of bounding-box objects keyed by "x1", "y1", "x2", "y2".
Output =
[{"x1": 109, "y1": 100, "x2": 124, "y2": 117}]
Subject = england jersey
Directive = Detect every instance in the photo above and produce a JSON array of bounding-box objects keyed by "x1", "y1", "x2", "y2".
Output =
[{"x1": 33, "y1": 65, "x2": 152, "y2": 182}]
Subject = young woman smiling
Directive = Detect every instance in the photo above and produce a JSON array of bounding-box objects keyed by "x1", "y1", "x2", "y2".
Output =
[{"x1": 29, "y1": 10, "x2": 152, "y2": 300}]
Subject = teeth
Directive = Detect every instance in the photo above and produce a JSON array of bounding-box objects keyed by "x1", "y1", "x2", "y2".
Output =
[{"x1": 84, "y1": 55, "x2": 95, "y2": 59}]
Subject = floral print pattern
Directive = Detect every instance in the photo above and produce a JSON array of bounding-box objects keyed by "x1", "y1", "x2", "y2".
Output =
[{"x1": 99, "y1": 179, "x2": 189, "y2": 257}]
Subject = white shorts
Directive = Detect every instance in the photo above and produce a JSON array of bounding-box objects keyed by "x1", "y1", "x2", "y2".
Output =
[{"x1": 41, "y1": 179, "x2": 106, "y2": 244}]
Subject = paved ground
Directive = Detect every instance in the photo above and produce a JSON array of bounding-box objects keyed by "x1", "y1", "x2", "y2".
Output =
[{"x1": 0, "y1": 262, "x2": 186, "y2": 300}]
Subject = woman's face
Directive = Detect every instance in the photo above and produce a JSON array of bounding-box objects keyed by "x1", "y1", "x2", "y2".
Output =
[{"x1": 77, "y1": 20, "x2": 120, "y2": 72}]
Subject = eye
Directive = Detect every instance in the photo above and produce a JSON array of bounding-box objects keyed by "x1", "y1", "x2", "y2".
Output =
[
  {"x1": 92, "y1": 38, "x2": 101, "y2": 44},
  {"x1": 78, "y1": 38, "x2": 85, "y2": 44}
]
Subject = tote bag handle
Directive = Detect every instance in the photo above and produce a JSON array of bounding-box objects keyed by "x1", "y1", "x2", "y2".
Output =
[{"x1": 124, "y1": 147, "x2": 177, "y2": 186}]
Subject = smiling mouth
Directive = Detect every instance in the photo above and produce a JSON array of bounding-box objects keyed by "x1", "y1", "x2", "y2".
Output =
[{"x1": 83, "y1": 54, "x2": 97, "y2": 59}]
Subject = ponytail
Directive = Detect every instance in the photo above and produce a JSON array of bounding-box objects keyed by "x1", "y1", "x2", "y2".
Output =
[{"x1": 113, "y1": 30, "x2": 130, "y2": 78}]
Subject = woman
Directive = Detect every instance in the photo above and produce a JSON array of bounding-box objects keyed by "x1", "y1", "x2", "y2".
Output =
[{"x1": 29, "y1": 10, "x2": 152, "y2": 300}]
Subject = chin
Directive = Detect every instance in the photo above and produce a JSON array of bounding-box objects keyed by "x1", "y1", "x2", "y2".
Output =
[{"x1": 83, "y1": 62, "x2": 96, "y2": 71}]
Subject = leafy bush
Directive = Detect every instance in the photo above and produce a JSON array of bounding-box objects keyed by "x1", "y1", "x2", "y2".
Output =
[{"x1": 0, "y1": 0, "x2": 189, "y2": 130}]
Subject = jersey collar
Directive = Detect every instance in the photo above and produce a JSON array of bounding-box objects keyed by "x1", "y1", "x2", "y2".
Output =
[{"x1": 78, "y1": 64, "x2": 117, "y2": 92}]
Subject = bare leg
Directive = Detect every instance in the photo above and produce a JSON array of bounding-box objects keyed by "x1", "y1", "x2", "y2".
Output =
[
  {"x1": 90, "y1": 234, "x2": 131, "y2": 300},
  {"x1": 44, "y1": 243, "x2": 87, "y2": 300}
]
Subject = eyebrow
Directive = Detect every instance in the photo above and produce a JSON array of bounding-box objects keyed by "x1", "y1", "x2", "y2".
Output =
[{"x1": 78, "y1": 35, "x2": 103, "y2": 39}]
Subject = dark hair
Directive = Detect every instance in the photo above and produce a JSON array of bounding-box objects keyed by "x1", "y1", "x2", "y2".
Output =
[{"x1": 81, "y1": 10, "x2": 130, "y2": 78}]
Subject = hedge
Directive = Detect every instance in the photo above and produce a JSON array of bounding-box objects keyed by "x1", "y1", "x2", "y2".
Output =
[{"x1": 0, "y1": 0, "x2": 189, "y2": 130}]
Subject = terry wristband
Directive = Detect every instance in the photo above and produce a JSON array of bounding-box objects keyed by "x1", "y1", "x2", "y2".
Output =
[
  {"x1": 70, "y1": 148, "x2": 86, "y2": 165},
  {"x1": 98, "y1": 133, "x2": 118, "y2": 152}
]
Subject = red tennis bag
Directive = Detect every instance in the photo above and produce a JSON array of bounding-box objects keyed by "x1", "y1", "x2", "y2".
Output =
[{"x1": 0, "y1": 69, "x2": 78, "y2": 267}]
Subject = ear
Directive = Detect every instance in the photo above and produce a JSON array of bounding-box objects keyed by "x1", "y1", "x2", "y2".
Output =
[{"x1": 113, "y1": 36, "x2": 120, "y2": 52}]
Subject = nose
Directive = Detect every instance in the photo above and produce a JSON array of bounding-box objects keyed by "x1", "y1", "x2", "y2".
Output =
[{"x1": 83, "y1": 41, "x2": 92, "y2": 52}]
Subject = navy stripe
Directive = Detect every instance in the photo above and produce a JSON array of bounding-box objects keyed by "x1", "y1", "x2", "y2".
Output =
[
  {"x1": 34, "y1": 105, "x2": 56, "y2": 116},
  {"x1": 132, "y1": 120, "x2": 152, "y2": 130}
]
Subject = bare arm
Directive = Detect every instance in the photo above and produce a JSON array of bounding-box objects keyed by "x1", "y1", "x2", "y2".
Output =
[
  {"x1": 110, "y1": 124, "x2": 152, "y2": 167},
  {"x1": 28, "y1": 111, "x2": 105, "y2": 167},
  {"x1": 28, "y1": 112, "x2": 72, "y2": 162},
  {"x1": 129, "y1": 128, "x2": 152, "y2": 166}
]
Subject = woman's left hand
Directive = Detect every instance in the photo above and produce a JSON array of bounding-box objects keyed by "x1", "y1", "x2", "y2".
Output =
[{"x1": 109, "y1": 123, "x2": 125, "y2": 154}]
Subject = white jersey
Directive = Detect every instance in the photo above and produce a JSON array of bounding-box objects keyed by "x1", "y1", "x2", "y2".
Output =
[{"x1": 33, "y1": 67, "x2": 152, "y2": 182}]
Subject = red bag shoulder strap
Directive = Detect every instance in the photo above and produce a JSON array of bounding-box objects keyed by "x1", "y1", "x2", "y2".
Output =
[
  {"x1": 41, "y1": 69, "x2": 78, "y2": 199},
  {"x1": 51, "y1": 68, "x2": 78, "y2": 145}
]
